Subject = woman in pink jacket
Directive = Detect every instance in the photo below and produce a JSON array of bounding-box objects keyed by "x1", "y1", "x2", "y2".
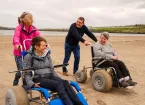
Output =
[{"x1": 13, "y1": 12, "x2": 40, "y2": 86}]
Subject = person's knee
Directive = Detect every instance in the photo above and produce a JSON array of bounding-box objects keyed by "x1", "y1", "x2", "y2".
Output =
[
  {"x1": 111, "y1": 63, "x2": 119, "y2": 71},
  {"x1": 63, "y1": 80, "x2": 69, "y2": 84},
  {"x1": 63, "y1": 80, "x2": 68, "y2": 82},
  {"x1": 117, "y1": 60, "x2": 125, "y2": 65},
  {"x1": 56, "y1": 81, "x2": 64, "y2": 87},
  {"x1": 56, "y1": 81, "x2": 66, "y2": 94},
  {"x1": 74, "y1": 55, "x2": 80, "y2": 60}
]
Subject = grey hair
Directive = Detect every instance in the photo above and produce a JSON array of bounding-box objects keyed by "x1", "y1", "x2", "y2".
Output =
[{"x1": 101, "y1": 32, "x2": 109, "y2": 40}]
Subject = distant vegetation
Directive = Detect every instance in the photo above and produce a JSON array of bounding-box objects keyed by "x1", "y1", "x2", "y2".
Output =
[
  {"x1": 0, "y1": 24, "x2": 145, "y2": 34},
  {"x1": 39, "y1": 28, "x2": 68, "y2": 32},
  {"x1": 39, "y1": 24, "x2": 145, "y2": 34},
  {"x1": 90, "y1": 24, "x2": 145, "y2": 34},
  {"x1": 0, "y1": 26, "x2": 14, "y2": 30}
]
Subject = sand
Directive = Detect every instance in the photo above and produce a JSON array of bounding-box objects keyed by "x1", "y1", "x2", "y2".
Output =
[{"x1": 0, "y1": 35, "x2": 145, "y2": 105}]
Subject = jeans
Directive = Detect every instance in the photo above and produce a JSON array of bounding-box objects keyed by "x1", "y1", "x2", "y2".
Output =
[
  {"x1": 62, "y1": 42, "x2": 80, "y2": 74},
  {"x1": 13, "y1": 56, "x2": 23, "y2": 85},
  {"x1": 39, "y1": 75, "x2": 82, "y2": 105}
]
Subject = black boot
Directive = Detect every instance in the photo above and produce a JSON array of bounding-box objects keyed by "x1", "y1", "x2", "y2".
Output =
[
  {"x1": 126, "y1": 80, "x2": 137, "y2": 86},
  {"x1": 74, "y1": 101, "x2": 83, "y2": 105},
  {"x1": 13, "y1": 72, "x2": 21, "y2": 86}
]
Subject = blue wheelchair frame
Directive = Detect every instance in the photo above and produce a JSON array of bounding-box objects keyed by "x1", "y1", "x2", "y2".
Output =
[{"x1": 31, "y1": 81, "x2": 88, "y2": 105}]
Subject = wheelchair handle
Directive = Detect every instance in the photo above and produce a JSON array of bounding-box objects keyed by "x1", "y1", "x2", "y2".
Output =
[
  {"x1": 9, "y1": 67, "x2": 34, "y2": 73},
  {"x1": 23, "y1": 39, "x2": 32, "y2": 51},
  {"x1": 53, "y1": 63, "x2": 69, "y2": 68},
  {"x1": 23, "y1": 39, "x2": 50, "y2": 51},
  {"x1": 9, "y1": 63, "x2": 69, "y2": 73}
]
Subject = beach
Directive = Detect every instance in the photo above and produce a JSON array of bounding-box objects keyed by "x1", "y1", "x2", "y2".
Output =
[{"x1": 0, "y1": 35, "x2": 145, "y2": 105}]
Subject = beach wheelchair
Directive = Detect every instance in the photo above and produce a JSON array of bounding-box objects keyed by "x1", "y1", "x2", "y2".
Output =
[
  {"x1": 75, "y1": 46, "x2": 131, "y2": 92},
  {"x1": 5, "y1": 39, "x2": 88, "y2": 105}
]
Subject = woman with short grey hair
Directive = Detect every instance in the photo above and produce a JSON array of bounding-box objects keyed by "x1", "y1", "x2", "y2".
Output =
[{"x1": 93, "y1": 32, "x2": 137, "y2": 88}]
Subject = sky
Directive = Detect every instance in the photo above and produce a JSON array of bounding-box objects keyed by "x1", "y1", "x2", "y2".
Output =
[{"x1": 0, "y1": 0, "x2": 145, "y2": 28}]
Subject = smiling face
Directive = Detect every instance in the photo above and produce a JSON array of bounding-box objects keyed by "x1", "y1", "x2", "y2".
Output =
[
  {"x1": 35, "y1": 41, "x2": 47, "y2": 53},
  {"x1": 76, "y1": 18, "x2": 84, "y2": 28},
  {"x1": 99, "y1": 35, "x2": 108, "y2": 45}
]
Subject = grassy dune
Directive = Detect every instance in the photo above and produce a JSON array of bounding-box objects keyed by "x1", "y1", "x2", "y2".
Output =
[
  {"x1": 39, "y1": 24, "x2": 145, "y2": 34},
  {"x1": 90, "y1": 24, "x2": 145, "y2": 34}
]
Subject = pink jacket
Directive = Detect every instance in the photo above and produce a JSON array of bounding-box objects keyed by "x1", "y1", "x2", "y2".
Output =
[{"x1": 13, "y1": 23, "x2": 40, "y2": 56}]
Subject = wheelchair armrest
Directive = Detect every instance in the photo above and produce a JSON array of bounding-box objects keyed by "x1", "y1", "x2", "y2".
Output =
[
  {"x1": 92, "y1": 57, "x2": 102, "y2": 60},
  {"x1": 69, "y1": 81, "x2": 81, "y2": 92}
]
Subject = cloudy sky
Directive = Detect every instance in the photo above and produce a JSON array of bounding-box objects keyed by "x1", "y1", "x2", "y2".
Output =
[{"x1": 0, "y1": 0, "x2": 145, "y2": 28}]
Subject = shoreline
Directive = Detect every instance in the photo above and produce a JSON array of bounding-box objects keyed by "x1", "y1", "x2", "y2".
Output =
[{"x1": 0, "y1": 30, "x2": 145, "y2": 36}]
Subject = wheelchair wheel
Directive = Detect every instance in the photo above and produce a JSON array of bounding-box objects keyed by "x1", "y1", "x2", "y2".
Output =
[
  {"x1": 75, "y1": 69, "x2": 87, "y2": 83},
  {"x1": 5, "y1": 86, "x2": 29, "y2": 105},
  {"x1": 92, "y1": 70, "x2": 112, "y2": 92}
]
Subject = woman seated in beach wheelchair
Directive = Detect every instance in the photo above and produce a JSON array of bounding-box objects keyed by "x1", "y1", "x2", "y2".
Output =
[
  {"x1": 75, "y1": 32, "x2": 137, "y2": 92},
  {"x1": 5, "y1": 36, "x2": 88, "y2": 105}
]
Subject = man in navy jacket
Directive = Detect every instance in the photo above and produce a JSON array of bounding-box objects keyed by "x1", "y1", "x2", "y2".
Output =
[{"x1": 62, "y1": 17, "x2": 97, "y2": 75}]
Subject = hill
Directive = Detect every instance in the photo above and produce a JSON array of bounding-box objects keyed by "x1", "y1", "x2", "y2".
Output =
[{"x1": 0, "y1": 26, "x2": 14, "y2": 30}]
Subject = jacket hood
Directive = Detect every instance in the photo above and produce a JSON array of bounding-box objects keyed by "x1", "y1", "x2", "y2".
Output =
[{"x1": 28, "y1": 46, "x2": 51, "y2": 59}]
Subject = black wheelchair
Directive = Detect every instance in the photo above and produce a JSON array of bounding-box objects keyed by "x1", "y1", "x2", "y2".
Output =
[{"x1": 75, "y1": 46, "x2": 131, "y2": 92}]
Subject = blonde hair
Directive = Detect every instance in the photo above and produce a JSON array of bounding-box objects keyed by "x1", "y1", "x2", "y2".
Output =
[{"x1": 18, "y1": 12, "x2": 31, "y2": 24}]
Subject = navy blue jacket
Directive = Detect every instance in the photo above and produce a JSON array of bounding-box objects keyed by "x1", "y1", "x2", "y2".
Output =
[{"x1": 65, "y1": 23, "x2": 97, "y2": 45}]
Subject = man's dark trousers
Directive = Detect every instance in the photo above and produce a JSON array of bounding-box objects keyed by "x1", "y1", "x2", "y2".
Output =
[{"x1": 63, "y1": 42, "x2": 80, "y2": 74}]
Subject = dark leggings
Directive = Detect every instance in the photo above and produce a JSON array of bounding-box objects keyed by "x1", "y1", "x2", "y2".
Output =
[
  {"x1": 39, "y1": 75, "x2": 82, "y2": 105},
  {"x1": 99, "y1": 60, "x2": 130, "y2": 79}
]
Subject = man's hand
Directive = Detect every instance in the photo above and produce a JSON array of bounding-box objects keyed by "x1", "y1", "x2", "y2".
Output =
[
  {"x1": 84, "y1": 40, "x2": 90, "y2": 46},
  {"x1": 34, "y1": 83, "x2": 40, "y2": 88}
]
